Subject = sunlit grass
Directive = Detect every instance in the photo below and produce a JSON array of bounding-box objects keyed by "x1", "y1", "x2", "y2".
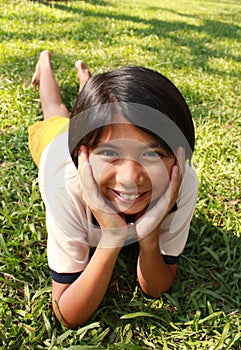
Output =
[{"x1": 0, "y1": 0, "x2": 240, "y2": 348}]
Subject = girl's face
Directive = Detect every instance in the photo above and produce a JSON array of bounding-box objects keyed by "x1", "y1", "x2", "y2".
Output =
[{"x1": 88, "y1": 121, "x2": 175, "y2": 215}]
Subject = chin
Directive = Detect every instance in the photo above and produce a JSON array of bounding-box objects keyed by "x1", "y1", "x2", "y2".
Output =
[{"x1": 113, "y1": 201, "x2": 150, "y2": 216}]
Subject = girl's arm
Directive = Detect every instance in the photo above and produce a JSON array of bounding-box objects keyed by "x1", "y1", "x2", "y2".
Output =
[
  {"x1": 137, "y1": 230, "x2": 177, "y2": 296},
  {"x1": 52, "y1": 241, "x2": 122, "y2": 328}
]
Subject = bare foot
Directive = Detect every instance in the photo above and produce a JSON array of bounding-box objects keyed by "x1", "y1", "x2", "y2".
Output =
[
  {"x1": 75, "y1": 60, "x2": 91, "y2": 93},
  {"x1": 32, "y1": 50, "x2": 52, "y2": 87}
]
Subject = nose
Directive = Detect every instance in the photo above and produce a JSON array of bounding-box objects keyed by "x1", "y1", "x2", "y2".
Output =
[{"x1": 115, "y1": 159, "x2": 146, "y2": 189}]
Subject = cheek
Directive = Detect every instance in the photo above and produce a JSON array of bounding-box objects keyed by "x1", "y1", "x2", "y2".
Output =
[
  {"x1": 149, "y1": 166, "x2": 169, "y2": 186},
  {"x1": 89, "y1": 155, "x2": 112, "y2": 188},
  {"x1": 146, "y1": 160, "x2": 173, "y2": 192}
]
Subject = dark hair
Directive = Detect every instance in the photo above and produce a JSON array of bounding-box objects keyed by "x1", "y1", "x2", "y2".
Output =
[{"x1": 69, "y1": 67, "x2": 195, "y2": 167}]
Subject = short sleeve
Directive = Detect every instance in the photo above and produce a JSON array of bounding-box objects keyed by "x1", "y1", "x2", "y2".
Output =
[
  {"x1": 28, "y1": 116, "x2": 69, "y2": 167},
  {"x1": 159, "y1": 164, "x2": 199, "y2": 257}
]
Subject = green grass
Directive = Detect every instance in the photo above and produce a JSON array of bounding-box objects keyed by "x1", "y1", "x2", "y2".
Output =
[{"x1": 0, "y1": 0, "x2": 240, "y2": 348}]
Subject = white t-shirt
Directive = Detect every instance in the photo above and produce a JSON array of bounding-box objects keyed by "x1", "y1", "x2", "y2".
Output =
[{"x1": 38, "y1": 128, "x2": 199, "y2": 278}]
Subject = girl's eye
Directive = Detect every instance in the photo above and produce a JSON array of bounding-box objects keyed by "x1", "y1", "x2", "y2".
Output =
[
  {"x1": 143, "y1": 150, "x2": 164, "y2": 158},
  {"x1": 100, "y1": 150, "x2": 119, "y2": 157}
]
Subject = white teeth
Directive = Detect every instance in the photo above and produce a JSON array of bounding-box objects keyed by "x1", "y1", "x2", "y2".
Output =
[{"x1": 119, "y1": 193, "x2": 140, "y2": 201}]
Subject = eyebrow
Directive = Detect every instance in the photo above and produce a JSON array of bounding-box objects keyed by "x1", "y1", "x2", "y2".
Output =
[
  {"x1": 144, "y1": 143, "x2": 164, "y2": 149},
  {"x1": 95, "y1": 143, "x2": 118, "y2": 149},
  {"x1": 96, "y1": 142, "x2": 164, "y2": 149}
]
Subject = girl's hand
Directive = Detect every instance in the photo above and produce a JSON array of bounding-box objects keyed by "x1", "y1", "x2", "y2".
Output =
[
  {"x1": 135, "y1": 147, "x2": 185, "y2": 240},
  {"x1": 78, "y1": 146, "x2": 128, "y2": 247}
]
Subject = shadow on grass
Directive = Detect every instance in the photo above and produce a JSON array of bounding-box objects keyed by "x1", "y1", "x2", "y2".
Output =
[
  {"x1": 3, "y1": 2, "x2": 241, "y2": 79},
  {"x1": 40, "y1": 1, "x2": 241, "y2": 39},
  {"x1": 203, "y1": 0, "x2": 239, "y2": 5},
  {"x1": 29, "y1": 0, "x2": 110, "y2": 5}
]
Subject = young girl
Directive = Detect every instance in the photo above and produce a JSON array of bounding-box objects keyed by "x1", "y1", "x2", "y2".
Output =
[{"x1": 29, "y1": 50, "x2": 198, "y2": 329}]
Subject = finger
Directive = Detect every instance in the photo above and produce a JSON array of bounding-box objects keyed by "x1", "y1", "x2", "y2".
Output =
[
  {"x1": 166, "y1": 167, "x2": 182, "y2": 210},
  {"x1": 164, "y1": 148, "x2": 185, "y2": 209},
  {"x1": 175, "y1": 146, "x2": 185, "y2": 177},
  {"x1": 168, "y1": 146, "x2": 185, "y2": 191},
  {"x1": 78, "y1": 145, "x2": 89, "y2": 176}
]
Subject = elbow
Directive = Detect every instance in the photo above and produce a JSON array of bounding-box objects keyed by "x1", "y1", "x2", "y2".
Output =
[
  {"x1": 138, "y1": 275, "x2": 175, "y2": 297},
  {"x1": 54, "y1": 308, "x2": 88, "y2": 329},
  {"x1": 62, "y1": 320, "x2": 84, "y2": 330},
  {"x1": 53, "y1": 301, "x2": 88, "y2": 329},
  {"x1": 140, "y1": 284, "x2": 171, "y2": 298},
  {"x1": 57, "y1": 314, "x2": 79, "y2": 329}
]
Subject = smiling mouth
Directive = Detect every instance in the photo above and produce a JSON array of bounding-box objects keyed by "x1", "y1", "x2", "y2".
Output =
[{"x1": 111, "y1": 190, "x2": 149, "y2": 203}]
